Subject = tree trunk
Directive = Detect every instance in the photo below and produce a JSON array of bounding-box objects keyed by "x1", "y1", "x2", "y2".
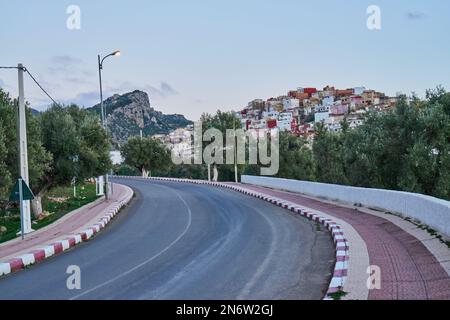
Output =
[
  {"x1": 31, "y1": 178, "x2": 52, "y2": 218},
  {"x1": 31, "y1": 196, "x2": 43, "y2": 218},
  {"x1": 213, "y1": 164, "x2": 219, "y2": 182}
]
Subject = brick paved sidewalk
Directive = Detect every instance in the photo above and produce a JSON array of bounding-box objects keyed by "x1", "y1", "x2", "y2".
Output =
[
  {"x1": 0, "y1": 183, "x2": 130, "y2": 262},
  {"x1": 235, "y1": 183, "x2": 450, "y2": 300}
]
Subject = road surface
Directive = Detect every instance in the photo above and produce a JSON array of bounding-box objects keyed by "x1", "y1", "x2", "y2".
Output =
[{"x1": 0, "y1": 178, "x2": 334, "y2": 300}]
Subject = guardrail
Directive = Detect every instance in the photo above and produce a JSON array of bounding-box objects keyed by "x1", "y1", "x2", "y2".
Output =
[{"x1": 241, "y1": 175, "x2": 450, "y2": 238}]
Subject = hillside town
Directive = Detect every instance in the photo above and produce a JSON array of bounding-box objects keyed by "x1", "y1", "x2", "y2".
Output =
[
  {"x1": 159, "y1": 85, "x2": 401, "y2": 152},
  {"x1": 236, "y1": 85, "x2": 400, "y2": 140}
]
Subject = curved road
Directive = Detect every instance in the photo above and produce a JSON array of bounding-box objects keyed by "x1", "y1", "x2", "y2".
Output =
[{"x1": 0, "y1": 179, "x2": 334, "y2": 300}]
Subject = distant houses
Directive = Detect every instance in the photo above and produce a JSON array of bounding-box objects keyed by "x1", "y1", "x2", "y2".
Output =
[
  {"x1": 157, "y1": 85, "x2": 401, "y2": 154},
  {"x1": 235, "y1": 85, "x2": 399, "y2": 138}
]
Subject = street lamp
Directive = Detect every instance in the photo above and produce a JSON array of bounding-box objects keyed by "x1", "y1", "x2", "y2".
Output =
[
  {"x1": 97, "y1": 50, "x2": 121, "y2": 199},
  {"x1": 98, "y1": 50, "x2": 121, "y2": 127}
]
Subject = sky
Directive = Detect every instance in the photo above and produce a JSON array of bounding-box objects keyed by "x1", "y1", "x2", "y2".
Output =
[{"x1": 0, "y1": 0, "x2": 449, "y2": 120}]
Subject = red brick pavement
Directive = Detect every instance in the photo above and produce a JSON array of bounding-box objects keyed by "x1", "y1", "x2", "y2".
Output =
[{"x1": 236, "y1": 184, "x2": 450, "y2": 300}]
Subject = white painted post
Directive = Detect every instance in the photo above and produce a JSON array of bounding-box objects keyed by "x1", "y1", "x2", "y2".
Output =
[{"x1": 96, "y1": 176, "x2": 105, "y2": 196}]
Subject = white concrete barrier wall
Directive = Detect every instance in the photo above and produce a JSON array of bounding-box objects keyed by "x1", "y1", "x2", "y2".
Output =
[{"x1": 241, "y1": 175, "x2": 450, "y2": 237}]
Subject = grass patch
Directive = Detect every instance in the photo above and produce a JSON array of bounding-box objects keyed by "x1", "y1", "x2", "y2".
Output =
[
  {"x1": 381, "y1": 211, "x2": 449, "y2": 249},
  {"x1": 0, "y1": 209, "x2": 20, "y2": 243},
  {"x1": 416, "y1": 224, "x2": 449, "y2": 248},
  {"x1": 315, "y1": 222, "x2": 322, "y2": 231},
  {"x1": 327, "y1": 289, "x2": 348, "y2": 300},
  {"x1": 0, "y1": 182, "x2": 99, "y2": 244},
  {"x1": 418, "y1": 225, "x2": 438, "y2": 237}
]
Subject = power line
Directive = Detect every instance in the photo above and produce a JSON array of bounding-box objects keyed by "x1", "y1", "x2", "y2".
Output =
[
  {"x1": 23, "y1": 67, "x2": 62, "y2": 107},
  {"x1": 1, "y1": 65, "x2": 62, "y2": 107}
]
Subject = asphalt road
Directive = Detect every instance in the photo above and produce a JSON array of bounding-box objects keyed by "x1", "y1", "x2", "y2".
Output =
[{"x1": 0, "y1": 178, "x2": 334, "y2": 300}]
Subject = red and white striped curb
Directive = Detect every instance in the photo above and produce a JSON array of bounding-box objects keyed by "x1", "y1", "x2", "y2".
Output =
[
  {"x1": 116, "y1": 176, "x2": 349, "y2": 299},
  {"x1": 0, "y1": 189, "x2": 133, "y2": 278}
]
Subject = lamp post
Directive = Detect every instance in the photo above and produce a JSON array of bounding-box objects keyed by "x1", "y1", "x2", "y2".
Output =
[
  {"x1": 98, "y1": 50, "x2": 120, "y2": 128},
  {"x1": 98, "y1": 50, "x2": 120, "y2": 199}
]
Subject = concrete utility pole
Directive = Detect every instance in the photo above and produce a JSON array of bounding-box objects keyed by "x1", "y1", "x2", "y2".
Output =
[{"x1": 17, "y1": 64, "x2": 33, "y2": 234}]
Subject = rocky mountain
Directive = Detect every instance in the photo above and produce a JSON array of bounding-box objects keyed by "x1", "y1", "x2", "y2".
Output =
[{"x1": 87, "y1": 90, "x2": 192, "y2": 145}]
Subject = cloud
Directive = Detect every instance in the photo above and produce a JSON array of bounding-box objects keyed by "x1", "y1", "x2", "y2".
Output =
[
  {"x1": 64, "y1": 77, "x2": 84, "y2": 83},
  {"x1": 32, "y1": 91, "x2": 98, "y2": 110},
  {"x1": 0, "y1": 79, "x2": 5, "y2": 88},
  {"x1": 57, "y1": 80, "x2": 180, "y2": 109},
  {"x1": 144, "y1": 82, "x2": 179, "y2": 100},
  {"x1": 193, "y1": 98, "x2": 204, "y2": 104},
  {"x1": 160, "y1": 82, "x2": 178, "y2": 95},
  {"x1": 48, "y1": 55, "x2": 83, "y2": 74},
  {"x1": 81, "y1": 70, "x2": 94, "y2": 77},
  {"x1": 52, "y1": 55, "x2": 83, "y2": 65},
  {"x1": 406, "y1": 11, "x2": 426, "y2": 20},
  {"x1": 105, "y1": 81, "x2": 180, "y2": 100},
  {"x1": 59, "y1": 90, "x2": 100, "y2": 108},
  {"x1": 64, "y1": 76, "x2": 95, "y2": 85}
]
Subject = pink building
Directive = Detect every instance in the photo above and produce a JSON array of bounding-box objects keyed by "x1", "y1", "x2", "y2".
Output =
[
  {"x1": 351, "y1": 95, "x2": 363, "y2": 106},
  {"x1": 330, "y1": 104, "x2": 348, "y2": 115}
]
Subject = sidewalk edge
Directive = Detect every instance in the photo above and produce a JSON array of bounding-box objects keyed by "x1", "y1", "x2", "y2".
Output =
[{"x1": 0, "y1": 184, "x2": 133, "y2": 278}]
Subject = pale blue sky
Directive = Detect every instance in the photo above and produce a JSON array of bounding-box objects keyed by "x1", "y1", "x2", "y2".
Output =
[{"x1": 0, "y1": 0, "x2": 449, "y2": 120}]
